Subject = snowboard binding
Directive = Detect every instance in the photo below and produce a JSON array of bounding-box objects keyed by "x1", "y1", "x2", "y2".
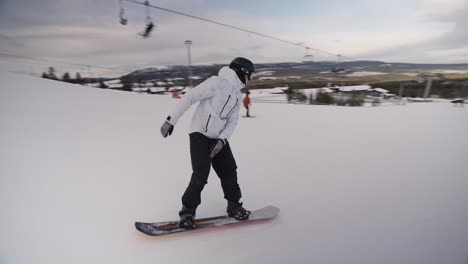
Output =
[
  {"x1": 227, "y1": 202, "x2": 251, "y2": 221},
  {"x1": 179, "y1": 205, "x2": 197, "y2": 229},
  {"x1": 179, "y1": 214, "x2": 196, "y2": 229}
]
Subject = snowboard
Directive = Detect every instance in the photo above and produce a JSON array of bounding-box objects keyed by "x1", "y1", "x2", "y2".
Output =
[
  {"x1": 135, "y1": 205, "x2": 279, "y2": 237},
  {"x1": 242, "y1": 115, "x2": 256, "y2": 118}
]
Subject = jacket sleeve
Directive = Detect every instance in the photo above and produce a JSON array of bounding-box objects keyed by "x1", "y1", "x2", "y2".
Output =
[
  {"x1": 218, "y1": 100, "x2": 240, "y2": 140},
  {"x1": 167, "y1": 77, "x2": 216, "y2": 125}
]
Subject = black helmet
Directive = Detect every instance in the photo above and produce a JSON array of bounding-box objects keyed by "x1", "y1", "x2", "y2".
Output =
[{"x1": 229, "y1": 57, "x2": 255, "y2": 84}]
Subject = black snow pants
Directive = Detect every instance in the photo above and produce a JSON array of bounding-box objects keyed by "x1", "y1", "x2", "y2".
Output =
[{"x1": 180, "y1": 132, "x2": 242, "y2": 215}]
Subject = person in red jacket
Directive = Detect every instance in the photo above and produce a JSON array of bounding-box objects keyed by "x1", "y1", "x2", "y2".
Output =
[{"x1": 243, "y1": 91, "x2": 251, "y2": 117}]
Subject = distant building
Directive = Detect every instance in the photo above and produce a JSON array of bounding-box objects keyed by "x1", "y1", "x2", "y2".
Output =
[
  {"x1": 132, "y1": 88, "x2": 149, "y2": 93},
  {"x1": 331, "y1": 85, "x2": 371, "y2": 96},
  {"x1": 148, "y1": 87, "x2": 166, "y2": 94},
  {"x1": 338, "y1": 85, "x2": 371, "y2": 93},
  {"x1": 367, "y1": 88, "x2": 389, "y2": 97}
]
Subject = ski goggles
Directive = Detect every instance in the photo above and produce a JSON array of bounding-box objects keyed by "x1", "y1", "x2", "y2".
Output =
[{"x1": 241, "y1": 68, "x2": 254, "y2": 81}]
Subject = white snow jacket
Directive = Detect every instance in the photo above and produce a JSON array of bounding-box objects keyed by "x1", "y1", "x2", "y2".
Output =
[{"x1": 167, "y1": 66, "x2": 245, "y2": 140}]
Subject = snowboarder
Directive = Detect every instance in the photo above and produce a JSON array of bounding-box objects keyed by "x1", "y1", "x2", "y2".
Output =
[
  {"x1": 243, "y1": 91, "x2": 251, "y2": 117},
  {"x1": 160, "y1": 57, "x2": 255, "y2": 229}
]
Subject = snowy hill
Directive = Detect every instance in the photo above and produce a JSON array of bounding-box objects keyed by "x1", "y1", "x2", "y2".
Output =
[
  {"x1": 1, "y1": 71, "x2": 468, "y2": 264},
  {"x1": 127, "y1": 61, "x2": 468, "y2": 82}
]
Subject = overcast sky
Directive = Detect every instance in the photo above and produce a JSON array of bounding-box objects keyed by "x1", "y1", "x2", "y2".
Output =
[{"x1": 1, "y1": 0, "x2": 467, "y2": 76}]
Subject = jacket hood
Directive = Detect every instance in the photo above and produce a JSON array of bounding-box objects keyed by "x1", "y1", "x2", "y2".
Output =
[{"x1": 218, "y1": 66, "x2": 245, "y2": 90}]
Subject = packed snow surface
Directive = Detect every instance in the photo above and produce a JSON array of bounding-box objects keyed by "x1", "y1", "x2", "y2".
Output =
[{"x1": 1, "y1": 71, "x2": 468, "y2": 264}]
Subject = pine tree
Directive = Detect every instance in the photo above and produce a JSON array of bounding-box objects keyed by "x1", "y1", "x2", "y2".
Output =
[
  {"x1": 347, "y1": 93, "x2": 364, "y2": 107},
  {"x1": 120, "y1": 76, "x2": 132, "y2": 91},
  {"x1": 316, "y1": 91, "x2": 335, "y2": 105},
  {"x1": 99, "y1": 81, "x2": 108, "y2": 89},
  {"x1": 75, "y1": 72, "x2": 83, "y2": 85},
  {"x1": 62, "y1": 72, "x2": 71, "y2": 82},
  {"x1": 286, "y1": 87, "x2": 307, "y2": 103},
  {"x1": 308, "y1": 93, "x2": 315, "y2": 104},
  {"x1": 48, "y1": 67, "x2": 57, "y2": 80}
]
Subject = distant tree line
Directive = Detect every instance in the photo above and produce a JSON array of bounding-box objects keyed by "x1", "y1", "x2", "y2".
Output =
[
  {"x1": 286, "y1": 87, "x2": 365, "y2": 107},
  {"x1": 41, "y1": 66, "x2": 110, "y2": 88},
  {"x1": 374, "y1": 79, "x2": 468, "y2": 99},
  {"x1": 41, "y1": 67, "x2": 85, "y2": 85}
]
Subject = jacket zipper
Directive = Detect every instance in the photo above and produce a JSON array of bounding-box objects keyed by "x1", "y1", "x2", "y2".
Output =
[
  {"x1": 219, "y1": 95, "x2": 231, "y2": 116},
  {"x1": 226, "y1": 99, "x2": 238, "y2": 116},
  {"x1": 205, "y1": 114, "x2": 211, "y2": 132}
]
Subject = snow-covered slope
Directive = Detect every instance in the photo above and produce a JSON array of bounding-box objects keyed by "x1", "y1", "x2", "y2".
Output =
[{"x1": 1, "y1": 71, "x2": 468, "y2": 264}]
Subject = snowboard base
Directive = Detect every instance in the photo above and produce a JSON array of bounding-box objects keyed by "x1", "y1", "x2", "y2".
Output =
[{"x1": 135, "y1": 205, "x2": 279, "y2": 236}]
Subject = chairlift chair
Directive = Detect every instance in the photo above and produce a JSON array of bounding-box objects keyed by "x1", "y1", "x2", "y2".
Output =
[
  {"x1": 118, "y1": 0, "x2": 128, "y2": 25},
  {"x1": 301, "y1": 48, "x2": 314, "y2": 63},
  {"x1": 139, "y1": 0, "x2": 155, "y2": 38},
  {"x1": 331, "y1": 67, "x2": 345, "y2": 73},
  {"x1": 331, "y1": 54, "x2": 345, "y2": 73},
  {"x1": 119, "y1": 8, "x2": 128, "y2": 25}
]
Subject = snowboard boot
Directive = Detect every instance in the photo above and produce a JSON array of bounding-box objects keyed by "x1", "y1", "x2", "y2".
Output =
[
  {"x1": 179, "y1": 214, "x2": 196, "y2": 229},
  {"x1": 227, "y1": 201, "x2": 251, "y2": 220},
  {"x1": 179, "y1": 205, "x2": 196, "y2": 229}
]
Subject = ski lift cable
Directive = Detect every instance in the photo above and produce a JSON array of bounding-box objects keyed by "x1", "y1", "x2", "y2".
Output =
[
  {"x1": 0, "y1": 52, "x2": 137, "y2": 74},
  {"x1": 1, "y1": 51, "x2": 185, "y2": 77},
  {"x1": 125, "y1": 0, "x2": 358, "y2": 61}
]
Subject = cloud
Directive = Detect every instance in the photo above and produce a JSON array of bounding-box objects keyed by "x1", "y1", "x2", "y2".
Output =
[
  {"x1": 350, "y1": 0, "x2": 468, "y2": 63},
  {"x1": 0, "y1": 34, "x2": 24, "y2": 47},
  {"x1": 419, "y1": 0, "x2": 468, "y2": 22},
  {"x1": 1, "y1": 0, "x2": 468, "y2": 73},
  {"x1": 418, "y1": 0, "x2": 468, "y2": 48}
]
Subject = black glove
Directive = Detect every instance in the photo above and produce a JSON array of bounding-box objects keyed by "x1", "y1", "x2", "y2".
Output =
[
  {"x1": 210, "y1": 139, "x2": 226, "y2": 158},
  {"x1": 160, "y1": 116, "x2": 174, "y2": 138}
]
